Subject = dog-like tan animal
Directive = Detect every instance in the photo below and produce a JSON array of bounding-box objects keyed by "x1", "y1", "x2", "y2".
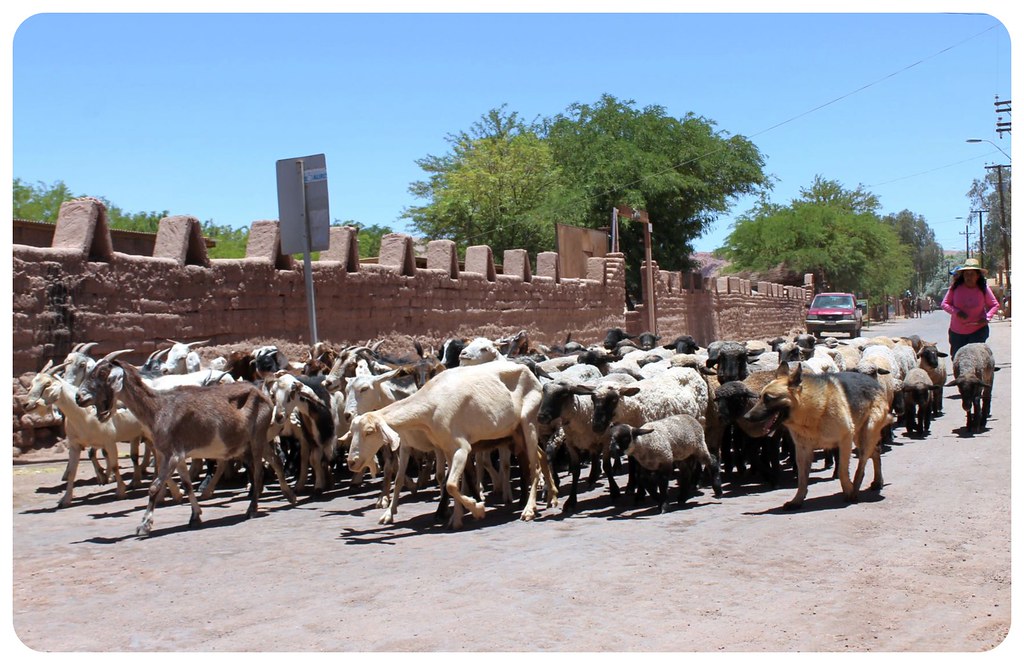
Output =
[{"x1": 744, "y1": 362, "x2": 893, "y2": 509}]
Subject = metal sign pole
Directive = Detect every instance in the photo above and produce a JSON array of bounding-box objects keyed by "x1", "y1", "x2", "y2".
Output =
[
  {"x1": 295, "y1": 159, "x2": 319, "y2": 344},
  {"x1": 611, "y1": 207, "x2": 619, "y2": 253}
]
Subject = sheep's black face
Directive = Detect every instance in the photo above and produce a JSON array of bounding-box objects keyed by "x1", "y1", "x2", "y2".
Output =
[
  {"x1": 714, "y1": 382, "x2": 756, "y2": 423},
  {"x1": 953, "y1": 379, "x2": 983, "y2": 414},
  {"x1": 76, "y1": 361, "x2": 119, "y2": 422},
  {"x1": 590, "y1": 391, "x2": 620, "y2": 433},
  {"x1": 607, "y1": 424, "x2": 633, "y2": 457},
  {"x1": 919, "y1": 347, "x2": 942, "y2": 369},
  {"x1": 538, "y1": 382, "x2": 572, "y2": 425}
]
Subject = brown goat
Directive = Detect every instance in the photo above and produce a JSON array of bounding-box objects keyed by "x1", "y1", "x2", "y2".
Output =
[{"x1": 75, "y1": 350, "x2": 296, "y2": 536}]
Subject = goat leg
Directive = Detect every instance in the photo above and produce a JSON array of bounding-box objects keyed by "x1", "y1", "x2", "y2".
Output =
[{"x1": 58, "y1": 444, "x2": 83, "y2": 509}]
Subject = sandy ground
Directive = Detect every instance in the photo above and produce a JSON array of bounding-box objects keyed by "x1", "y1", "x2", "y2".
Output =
[{"x1": 6, "y1": 312, "x2": 1015, "y2": 657}]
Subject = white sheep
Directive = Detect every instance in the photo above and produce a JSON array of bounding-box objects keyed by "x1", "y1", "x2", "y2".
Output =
[
  {"x1": 607, "y1": 413, "x2": 722, "y2": 512},
  {"x1": 590, "y1": 366, "x2": 709, "y2": 434}
]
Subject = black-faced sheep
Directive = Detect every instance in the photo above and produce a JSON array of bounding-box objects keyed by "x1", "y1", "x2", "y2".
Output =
[
  {"x1": 946, "y1": 343, "x2": 998, "y2": 433},
  {"x1": 607, "y1": 414, "x2": 722, "y2": 513},
  {"x1": 900, "y1": 367, "x2": 942, "y2": 436}
]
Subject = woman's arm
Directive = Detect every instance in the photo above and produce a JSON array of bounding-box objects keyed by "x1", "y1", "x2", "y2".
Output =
[{"x1": 983, "y1": 286, "x2": 1001, "y2": 321}]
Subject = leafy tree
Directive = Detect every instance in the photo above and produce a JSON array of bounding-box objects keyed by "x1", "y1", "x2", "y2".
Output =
[
  {"x1": 13, "y1": 178, "x2": 76, "y2": 222},
  {"x1": 719, "y1": 176, "x2": 914, "y2": 298},
  {"x1": 881, "y1": 209, "x2": 944, "y2": 294},
  {"x1": 201, "y1": 221, "x2": 248, "y2": 259},
  {"x1": 541, "y1": 95, "x2": 768, "y2": 295},
  {"x1": 404, "y1": 96, "x2": 769, "y2": 295},
  {"x1": 13, "y1": 178, "x2": 250, "y2": 257},
  {"x1": 405, "y1": 106, "x2": 558, "y2": 259},
  {"x1": 337, "y1": 221, "x2": 393, "y2": 259},
  {"x1": 967, "y1": 166, "x2": 1012, "y2": 277}
]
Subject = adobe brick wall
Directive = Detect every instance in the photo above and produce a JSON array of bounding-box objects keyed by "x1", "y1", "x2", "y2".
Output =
[{"x1": 11, "y1": 198, "x2": 809, "y2": 376}]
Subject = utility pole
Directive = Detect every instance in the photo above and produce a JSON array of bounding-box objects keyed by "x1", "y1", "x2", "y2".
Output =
[
  {"x1": 994, "y1": 96, "x2": 1012, "y2": 138},
  {"x1": 961, "y1": 224, "x2": 974, "y2": 258},
  {"x1": 972, "y1": 209, "x2": 989, "y2": 269},
  {"x1": 984, "y1": 164, "x2": 1012, "y2": 293}
]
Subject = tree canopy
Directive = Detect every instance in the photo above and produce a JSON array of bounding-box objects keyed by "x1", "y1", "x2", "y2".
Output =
[
  {"x1": 719, "y1": 176, "x2": 914, "y2": 300},
  {"x1": 405, "y1": 95, "x2": 769, "y2": 294},
  {"x1": 967, "y1": 165, "x2": 1012, "y2": 276}
]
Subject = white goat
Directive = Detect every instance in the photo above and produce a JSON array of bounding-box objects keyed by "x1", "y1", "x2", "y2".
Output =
[{"x1": 24, "y1": 360, "x2": 151, "y2": 507}]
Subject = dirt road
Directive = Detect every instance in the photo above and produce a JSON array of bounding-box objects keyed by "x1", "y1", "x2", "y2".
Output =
[{"x1": 8, "y1": 312, "x2": 1014, "y2": 654}]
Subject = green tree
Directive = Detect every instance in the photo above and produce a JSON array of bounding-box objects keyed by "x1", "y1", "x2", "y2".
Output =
[
  {"x1": 13, "y1": 178, "x2": 251, "y2": 257},
  {"x1": 13, "y1": 178, "x2": 76, "y2": 222},
  {"x1": 201, "y1": 221, "x2": 248, "y2": 259},
  {"x1": 404, "y1": 96, "x2": 769, "y2": 295},
  {"x1": 339, "y1": 221, "x2": 393, "y2": 259},
  {"x1": 405, "y1": 106, "x2": 558, "y2": 258},
  {"x1": 880, "y1": 209, "x2": 944, "y2": 294},
  {"x1": 719, "y1": 176, "x2": 914, "y2": 298},
  {"x1": 967, "y1": 166, "x2": 1012, "y2": 278},
  {"x1": 542, "y1": 95, "x2": 768, "y2": 295}
]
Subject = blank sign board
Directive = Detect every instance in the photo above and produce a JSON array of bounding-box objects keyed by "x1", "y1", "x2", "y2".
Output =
[{"x1": 276, "y1": 153, "x2": 330, "y2": 255}]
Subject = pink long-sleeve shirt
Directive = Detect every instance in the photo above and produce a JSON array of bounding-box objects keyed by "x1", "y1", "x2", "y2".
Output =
[{"x1": 941, "y1": 283, "x2": 1000, "y2": 335}]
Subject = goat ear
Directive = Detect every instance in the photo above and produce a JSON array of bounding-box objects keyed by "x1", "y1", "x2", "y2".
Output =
[
  {"x1": 945, "y1": 379, "x2": 958, "y2": 387},
  {"x1": 938, "y1": 351, "x2": 948, "y2": 358},
  {"x1": 620, "y1": 386, "x2": 642, "y2": 397},
  {"x1": 109, "y1": 366, "x2": 125, "y2": 392},
  {"x1": 379, "y1": 421, "x2": 402, "y2": 452},
  {"x1": 632, "y1": 427, "x2": 655, "y2": 437}
]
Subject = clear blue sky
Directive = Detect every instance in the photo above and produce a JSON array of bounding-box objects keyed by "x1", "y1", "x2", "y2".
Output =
[{"x1": 8, "y1": 8, "x2": 1015, "y2": 253}]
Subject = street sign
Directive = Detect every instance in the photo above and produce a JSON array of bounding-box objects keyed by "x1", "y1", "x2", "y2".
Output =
[
  {"x1": 275, "y1": 153, "x2": 330, "y2": 344},
  {"x1": 276, "y1": 153, "x2": 330, "y2": 255}
]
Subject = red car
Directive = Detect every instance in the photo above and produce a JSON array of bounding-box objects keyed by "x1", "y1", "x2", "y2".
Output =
[{"x1": 805, "y1": 292, "x2": 863, "y2": 338}]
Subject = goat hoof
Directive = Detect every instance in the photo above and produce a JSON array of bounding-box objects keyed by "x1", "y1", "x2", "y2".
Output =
[
  {"x1": 782, "y1": 500, "x2": 803, "y2": 511},
  {"x1": 56, "y1": 498, "x2": 71, "y2": 509},
  {"x1": 870, "y1": 480, "x2": 883, "y2": 491},
  {"x1": 378, "y1": 512, "x2": 394, "y2": 525},
  {"x1": 135, "y1": 523, "x2": 152, "y2": 537}
]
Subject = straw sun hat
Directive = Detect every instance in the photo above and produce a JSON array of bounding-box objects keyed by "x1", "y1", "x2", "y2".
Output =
[{"x1": 953, "y1": 258, "x2": 988, "y2": 275}]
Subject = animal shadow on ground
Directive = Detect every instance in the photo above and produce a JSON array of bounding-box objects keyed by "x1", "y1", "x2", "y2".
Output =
[
  {"x1": 336, "y1": 499, "x2": 526, "y2": 545},
  {"x1": 743, "y1": 478, "x2": 886, "y2": 516}
]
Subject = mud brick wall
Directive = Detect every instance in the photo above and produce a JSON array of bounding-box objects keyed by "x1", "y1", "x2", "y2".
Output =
[
  {"x1": 634, "y1": 263, "x2": 811, "y2": 347},
  {"x1": 12, "y1": 198, "x2": 809, "y2": 377}
]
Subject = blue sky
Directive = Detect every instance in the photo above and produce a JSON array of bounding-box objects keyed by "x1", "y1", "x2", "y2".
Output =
[{"x1": 8, "y1": 8, "x2": 1015, "y2": 253}]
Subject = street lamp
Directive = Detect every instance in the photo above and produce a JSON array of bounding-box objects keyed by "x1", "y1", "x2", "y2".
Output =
[{"x1": 966, "y1": 138, "x2": 1011, "y2": 162}]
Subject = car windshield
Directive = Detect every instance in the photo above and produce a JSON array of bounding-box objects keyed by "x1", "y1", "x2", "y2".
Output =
[{"x1": 812, "y1": 295, "x2": 854, "y2": 309}]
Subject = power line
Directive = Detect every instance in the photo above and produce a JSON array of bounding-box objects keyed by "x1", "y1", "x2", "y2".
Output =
[{"x1": 600, "y1": 23, "x2": 1001, "y2": 203}]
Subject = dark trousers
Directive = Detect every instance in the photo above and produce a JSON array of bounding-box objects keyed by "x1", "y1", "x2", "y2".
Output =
[{"x1": 949, "y1": 325, "x2": 990, "y2": 360}]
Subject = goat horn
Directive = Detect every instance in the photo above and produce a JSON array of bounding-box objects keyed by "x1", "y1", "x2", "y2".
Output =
[
  {"x1": 40, "y1": 359, "x2": 54, "y2": 374},
  {"x1": 99, "y1": 349, "x2": 135, "y2": 364},
  {"x1": 370, "y1": 339, "x2": 386, "y2": 353},
  {"x1": 77, "y1": 341, "x2": 99, "y2": 355},
  {"x1": 48, "y1": 361, "x2": 71, "y2": 375},
  {"x1": 186, "y1": 339, "x2": 211, "y2": 348}
]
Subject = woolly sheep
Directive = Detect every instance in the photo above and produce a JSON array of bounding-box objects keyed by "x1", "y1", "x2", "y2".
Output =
[
  {"x1": 607, "y1": 414, "x2": 722, "y2": 512},
  {"x1": 590, "y1": 366, "x2": 709, "y2": 435},
  {"x1": 947, "y1": 343, "x2": 998, "y2": 433},
  {"x1": 917, "y1": 343, "x2": 948, "y2": 416},
  {"x1": 900, "y1": 367, "x2": 941, "y2": 436}
]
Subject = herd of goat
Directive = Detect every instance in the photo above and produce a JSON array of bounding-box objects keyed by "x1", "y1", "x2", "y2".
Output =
[{"x1": 21, "y1": 325, "x2": 998, "y2": 535}]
